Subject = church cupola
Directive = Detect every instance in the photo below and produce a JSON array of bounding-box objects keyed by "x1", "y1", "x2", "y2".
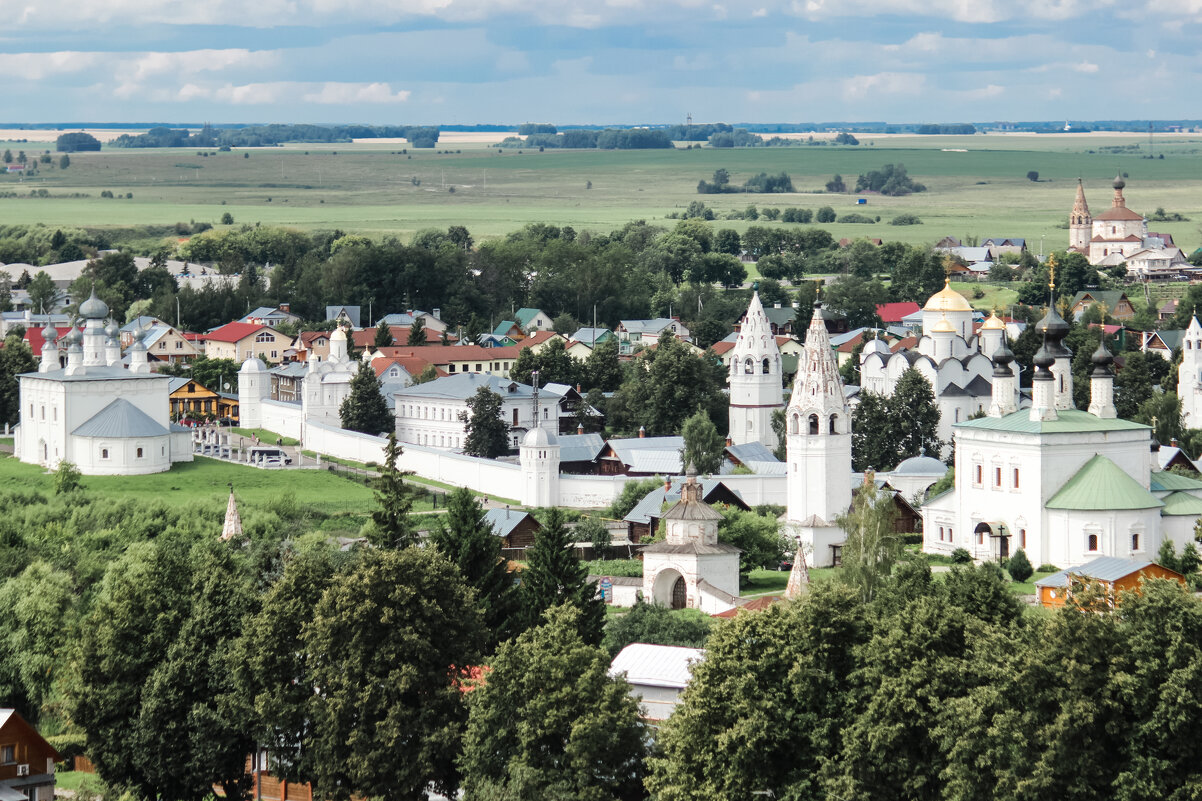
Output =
[
  {"x1": 1087, "y1": 338, "x2": 1117, "y2": 419},
  {"x1": 978, "y1": 310, "x2": 1006, "y2": 360},
  {"x1": 39, "y1": 321, "x2": 59, "y2": 373},
  {"x1": 1029, "y1": 343, "x2": 1057, "y2": 422},
  {"x1": 988, "y1": 340, "x2": 1018, "y2": 418},
  {"x1": 931, "y1": 314, "x2": 956, "y2": 360},
  {"x1": 663, "y1": 465, "x2": 723, "y2": 547},
  {"x1": 1034, "y1": 280, "x2": 1073, "y2": 410},
  {"x1": 1112, "y1": 173, "x2": 1127, "y2": 208},
  {"x1": 728, "y1": 290, "x2": 784, "y2": 447}
]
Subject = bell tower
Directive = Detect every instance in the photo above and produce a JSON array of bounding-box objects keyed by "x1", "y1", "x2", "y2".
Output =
[
  {"x1": 1069, "y1": 178, "x2": 1092, "y2": 251},
  {"x1": 728, "y1": 291, "x2": 784, "y2": 447}
]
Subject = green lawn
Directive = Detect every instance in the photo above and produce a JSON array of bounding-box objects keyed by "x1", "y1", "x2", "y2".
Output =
[
  {"x1": 0, "y1": 453, "x2": 377, "y2": 516},
  {"x1": 2, "y1": 133, "x2": 1200, "y2": 250},
  {"x1": 951, "y1": 281, "x2": 1021, "y2": 313},
  {"x1": 742, "y1": 566, "x2": 839, "y2": 597},
  {"x1": 230, "y1": 427, "x2": 299, "y2": 446},
  {"x1": 53, "y1": 771, "x2": 109, "y2": 794},
  {"x1": 1009, "y1": 570, "x2": 1056, "y2": 596}
]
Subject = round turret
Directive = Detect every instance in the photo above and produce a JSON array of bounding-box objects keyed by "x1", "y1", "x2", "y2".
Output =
[
  {"x1": 522, "y1": 425, "x2": 557, "y2": 448},
  {"x1": 1033, "y1": 345, "x2": 1055, "y2": 371},
  {"x1": 992, "y1": 341, "x2": 1016, "y2": 376},
  {"x1": 1035, "y1": 304, "x2": 1072, "y2": 357},
  {"x1": 104, "y1": 318, "x2": 119, "y2": 339},
  {"x1": 66, "y1": 326, "x2": 83, "y2": 346},
  {"x1": 1113, "y1": 174, "x2": 1126, "y2": 190},
  {"x1": 79, "y1": 288, "x2": 109, "y2": 320}
]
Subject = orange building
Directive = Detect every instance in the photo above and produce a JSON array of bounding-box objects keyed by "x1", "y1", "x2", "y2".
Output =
[
  {"x1": 1034, "y1": 556, "x2": 1185, "y2": 609},
  {"x1": 168, "y1": 377, "x2": 239, "y2": 423}
]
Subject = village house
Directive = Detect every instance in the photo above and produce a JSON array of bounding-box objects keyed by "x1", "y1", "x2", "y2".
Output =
[
  {"x1": 393, "y1": 373, "x2": 560, "y2": 451},
  {"x1": 204, "y1": 323, "x2": 294, "y2": 362},
  {"x1": 168, "y1": 377, "x2": 239, "y2": 423},
  {"x1": 239, "y1": 305, "x2": 301, "y2": 329},
  {"x1": 0, "y1": 709, "x2": 60, "y2": 801},
  {"x1": 1069, "y1": 290, "x2": 1135, "y2": 321}
]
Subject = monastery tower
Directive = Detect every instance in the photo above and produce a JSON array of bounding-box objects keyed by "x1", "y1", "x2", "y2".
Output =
[
  {"x1": 1069, "y1": 178, "x2": 1092, "y2": 251},
  {"x1": 727, "y1": 291, "x2": 784, "y2": 447},
  {"x1": 785, "y1": 303, "x2": 852, "y2": 567}
]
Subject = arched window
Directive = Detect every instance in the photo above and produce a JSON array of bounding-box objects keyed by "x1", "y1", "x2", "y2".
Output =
[
  {"x1": 762, "y1": 357, "x2": 770, "y2": 374},
  {"x1": 744, "y1": 357, "x2": 754, "y2": 374},
  {"x1": 808, "y1": 414, "x2": 819, "y2": 435},
  {"x1": 829, "y1": 414, "x2": 838, "y2": 434},
  {"x1": 1019, "y1": 529, "x2": 1026, "y2": 548},
  {"x1": 1087, "y1": 533, "x2": 1099, "y2": 552},
  {"x1": 789, "y1": 414, "x2": 800, "y2": 435},
  {"x1": 101, "y1": 448, "x2": 109, "y2": 459},
  {"x1": 136, "y1": 447, "x2": 144, "y2": 458}
]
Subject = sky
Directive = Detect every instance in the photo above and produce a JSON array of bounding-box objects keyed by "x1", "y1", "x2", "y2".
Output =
[{"x1": 2, "y1": 0, "x2": 1201, "y2": 125}]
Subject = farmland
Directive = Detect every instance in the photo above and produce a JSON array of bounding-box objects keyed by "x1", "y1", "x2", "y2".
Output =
[{"x1": 2, "y1": 132, "x2": 1202, "y2": 251}]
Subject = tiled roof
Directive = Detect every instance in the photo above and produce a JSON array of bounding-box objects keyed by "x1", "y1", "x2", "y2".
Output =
[{"x1": 1045, "y1": 455, "x2": 1162, "y2": 511}]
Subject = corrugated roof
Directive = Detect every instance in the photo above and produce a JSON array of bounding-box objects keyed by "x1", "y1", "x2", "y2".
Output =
[
  {"x1": 609, "y1": 643, "x2": 704, "y2": 689},
  {"x1": 957, "y1": 408, "x2": 1148, "y2": 435},
  {"x1": 1150, "y1": 471, "x2": 1202, "y2": 492},
  {"x1": 725, "y1": 441, "x2": 779, "y2": 465},
  {"x1": 623, "y1": 477, "x2": 744, "y2": 524},
  {"x1": 514, "y1": 308, "x2": 544, "y2": 328},
  {"x1": 396, "y1": 373, "x2": 534, "y2": 401},
  {"x1": 205, "y1": 322, "x2": 270, "y2": 343},
  {"x1": 1035, "y1": 556, "x2": 1161, "y2": 588},
  {"x1": 1160, "y1": 491, "x2": 1202, "y2": 516},
  {"x1": 1045, "y1": 455, "x2": 1163, "y2": 511},
  {"x1": 72, "y1": 398, "x2": 170, "y2": 439}
]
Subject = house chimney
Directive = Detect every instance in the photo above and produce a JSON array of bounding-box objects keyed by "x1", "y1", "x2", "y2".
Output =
[
  {"x1": 863, "y1": 467, "x2": 875, "y2": 488},
  {"x1": 433, "y1": 308, "x2": 441, "y2": 320},
  {"x1": 577, "y1": 422, "x2": 584, "y2": 435},
  {"x1": 725, "y1": 435, "x2": 733, "y2": 447},
  {"x1": 280, "y1": 303, "x2": 290, "y2": 313},
  {"x1": 639, "y1": 425, "x2": 646, "y2": 438},
  {"x1": 1172, "y1": 437, "x2": 1180, "y2": 447},
  {"x1": 664, "y1": 476, "x2": 672, "y2": 492}
]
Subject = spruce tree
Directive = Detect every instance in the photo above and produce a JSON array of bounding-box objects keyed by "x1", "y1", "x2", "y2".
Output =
[
  {"x1": 408, "y1": 316, "x2": 427, "y2": 346},
  {"x1": 520, "y1": 508, "x2": 604, "y2": 644},
  {"x1": 370, "y1": 432, "x2": 416, "y2": 549},
  {"x1": 459, "y1": 386, "x2": 509, "y2": 458},
  {"x1": 339, "y1": 360, "x2": 392, "y2": 435},
  {"x1": 428, "y1": 487, "x2": 517, "y2": 650},
  {"x1": 373, "y1": 319, "x2": 393, "y2": 348}
]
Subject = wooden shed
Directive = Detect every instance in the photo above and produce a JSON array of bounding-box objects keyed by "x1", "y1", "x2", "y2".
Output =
[{"x1": 1034, "y1": 556, "x2": 1185, "y2": 609}]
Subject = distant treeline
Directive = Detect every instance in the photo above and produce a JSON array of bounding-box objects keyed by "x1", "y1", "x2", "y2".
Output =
[
  {"x1": 496, "y1": 128, "x2": 675, "y2": 150},
  {"x1": 109, "y1": 124, "x2": 441, "y2": 149}
]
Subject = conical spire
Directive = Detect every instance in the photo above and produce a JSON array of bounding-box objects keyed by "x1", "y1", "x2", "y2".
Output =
[
  {"x1": 788, "y1": 304, "x2": 847, "y2": 413},
  {"x1": 1071, "y1": 178, "x2": 1091, "y2": 224},
  {"x1": 220, "y1": 486, "x2": 243, "y2": 541},
  {"x1": 785, "y1": 539, "x2": 811, "y2": 599}
]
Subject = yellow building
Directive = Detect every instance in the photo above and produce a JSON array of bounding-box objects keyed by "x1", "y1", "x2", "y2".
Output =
[{"x1": 168, "y1": 377, "x2": 240, "y2": 422}]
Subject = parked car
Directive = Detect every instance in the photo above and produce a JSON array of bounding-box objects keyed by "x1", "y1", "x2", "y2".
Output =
[{"x1": 249, "y1": 446, "x2": 292, "y2": 466}]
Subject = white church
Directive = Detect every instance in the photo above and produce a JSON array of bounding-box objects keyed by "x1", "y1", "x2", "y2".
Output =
[
  {"x1": 922, "y1": 300, "x2": 1202, "y2": 568},
  {"x1": 859, "y1": 280, "x2": 1010, "y2": 451},
  {"x1": 726, "y1": 291, "x2": 784, "y2": 448},
  {"x1": 14, "y1": 289, "x2": 193, "y2": 475}
]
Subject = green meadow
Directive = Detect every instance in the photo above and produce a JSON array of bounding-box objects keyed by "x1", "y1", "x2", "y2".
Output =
[{"x1": 2, "y1": 133, "x2": 1201, "y2": 249}]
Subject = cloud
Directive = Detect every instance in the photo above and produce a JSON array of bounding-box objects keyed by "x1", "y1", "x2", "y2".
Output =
[
  {"x1": 0, "y1": 51, "x2": 103, "y2": 80},
  {"x1": 173, "y1": 80, "x2": 410, "y2": 104},
  {"x1": 1073, "y1": 60, "x2": 1099, "y2": 73},
  {"x1": 842, "y1": 71, "x2": 925, "y2": 99}
]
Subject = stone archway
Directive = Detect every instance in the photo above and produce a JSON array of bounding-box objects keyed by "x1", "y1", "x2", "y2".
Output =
[{"x1": 650, "y1": 567, "x2": 689, "y2": 610}]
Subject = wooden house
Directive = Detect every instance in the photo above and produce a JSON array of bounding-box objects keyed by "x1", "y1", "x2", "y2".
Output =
[
  {"x1": 484, "y1": 508, "x2": 542, "y2": 550},
  {"x1": 0, "y1": 709, "x2": 60, "y2": 801}
]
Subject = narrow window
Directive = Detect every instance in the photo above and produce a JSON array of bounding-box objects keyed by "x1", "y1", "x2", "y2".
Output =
[
  {"x1": 939, "y1": 526, "x2": 945, "y2": 541},
  {"x1": 974, "y1": 464, "x2": 983, "y2": 485},
  {"x1": 762, "y1": 357, "x2": 770, "y2": 374},
  {"x1": 1132, "y1": 533, "x2": 1140, "y2": 552},
  {"x1": 1020, "y1": 529, "x2": 1027, "y2": 548},
  {"x1": 994, "y1": 467, "x2": 1002, "y2": 487},
  {"x1": 808, "y1": 414, "x2": 819, "y2": 435},
  {"x1": 101, "y1": 448, "x2": 109, "y2": 459},
  {"x1": 1013, "y1": 468, "x2": 1020, "y2": 489},
  {"x1": 1088, "y1": 533, "x2": 1099, "y2": 552},
  {"x1": 136, "y1": 447, "x2": 144, "y2": 458},
  {"x1": 977, "y1": 531, "x2": 984, "y2": 545}
]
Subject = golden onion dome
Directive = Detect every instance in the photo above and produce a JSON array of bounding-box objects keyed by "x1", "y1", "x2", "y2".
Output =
[
  {"x1": 980, "y1": 311, "x2": 1006, "y2": 331},
  {"x1": 922, "y1": 279, "x2": 974, "y2": 313},
  {"x1": 932, "y1": 316, "x2": 957, "y2": 334}
]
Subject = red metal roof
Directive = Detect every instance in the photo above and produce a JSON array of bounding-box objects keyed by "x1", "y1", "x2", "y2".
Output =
[
  {"x1": 23, "y1": 326, "x2": 71, "y2": 356},
  {"x1": 205, "y1": 322, "x2": 270, "y2": 342},
  {"x1": 875, "y1": 302, "x2": 920, "y2": 323}
]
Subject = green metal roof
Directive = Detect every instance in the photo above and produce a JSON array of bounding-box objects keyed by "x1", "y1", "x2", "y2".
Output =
[
  {"x1": 1045, "y1": 454, "x2": 1163, "y2": 511},
  {"x1": 492, "y1": 320, "x2": 518, "y2": 337},
  {"x1": 514, "y1": 308, "x2": 543, "y2": 328},
  {"x1": 956, "y1": 408, "x2": 1149, "y2": 435},
  {"x1": 1150, "y1": 471, "x2": 1202, "y2": 492},
  {"x1": 1160, "y1": 491, "x2": 1202, "y2": 516}
]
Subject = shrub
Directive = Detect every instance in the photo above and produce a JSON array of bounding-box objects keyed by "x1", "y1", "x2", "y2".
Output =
[
  {"x1": 1007, "y1": 548, "x2": 1034, "y2": 582},
  {"x1": 585, "y1": 559, "x2": 643, "y2": 578},
  {"x1": 1026, "y1": 170, "x2": 1039, "y2": 182},
  {"x1": 835, "y1": 213, "x2": 875, "y2": 224},
  {"x1": 1037, "y1": 563, "x2": 1060, "y2": 573},
  {"x1": 890, "y1": 213, "x2": 923, "y2": 225},
  {"x1": 951, "y1": 547, "x2": 973, "y2": 564},
  {"x1": 220, "y1": 212, "x2": 234, "y2": 225},
  {"x1": 816, "y1": 206, "x2": 836, "y2": 223}
]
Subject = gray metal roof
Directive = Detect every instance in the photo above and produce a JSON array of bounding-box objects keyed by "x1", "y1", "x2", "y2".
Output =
[
  {"x1": 270, "y1": 362, "x2": 308, "y2": 378},
  {"x1": 326, "y1": 305, "x2": 362, "y2": 327},
  {"x1": 1034, "y1": 556, "x2": 1159, "y2": 589},
  {"x1": 20, "y1": 365, "x2": 169, "y2": 383},
  {"x1": 623, "y1": 477, "x2": 740, "y2": 525},
  {"x1": 557, "y1": 432, "x2": 606, "y2": 463},
  {"x1": 72, "y1": 398, "x2": 170, "y2": 438},
  {"x1": 166, "y1": 376, "x2": 190, "y2": 393},
  {"x1": 725, "y1": 441, "x2": 780, "y2": 465},
  {"x1": 483, "y1": 508, "x2": 536, "y2": 540},
  {"x1": 609, "y1": 643, "x2": 704, "y2": 689},
  {"x1": 620, "y1": 318, "x2": 677, "y2": 336},
  {"x1": 570, "y1": 327, "x2": 612, "y2": 343},
  {"x1": 396, "y1": 372, "x2": 536, "y2": 401}
]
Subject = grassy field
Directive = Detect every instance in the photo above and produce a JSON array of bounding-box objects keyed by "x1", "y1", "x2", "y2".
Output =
[
  {"x1": 2, "y1": 133, "x2": 1201, "y2": 250},
  {"x1": 0, "y1": 453, "x2": 377, "y2": 516}
]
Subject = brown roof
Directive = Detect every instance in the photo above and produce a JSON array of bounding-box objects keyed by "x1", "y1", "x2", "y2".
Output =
[
  {"x1": 711, "y1": 595, "x2": 783, "y2": 618},
  {"x1": 1094, "y1": 206, "x2": 1145, "y2": 222},
  {"x1": 1090, "y1": 234, "x2": 1143, "y2": 243}
]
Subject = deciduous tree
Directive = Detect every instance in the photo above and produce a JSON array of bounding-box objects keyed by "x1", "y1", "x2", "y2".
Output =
[
  {"x1": 460, "y1": 386, "x2": 510, "y2": 458},
  {"x1": 339, "y1": 361, "x2": 392, "y2": 435}
]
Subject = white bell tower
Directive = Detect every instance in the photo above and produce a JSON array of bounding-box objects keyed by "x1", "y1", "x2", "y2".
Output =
[
  {"x1": 785, "y1": 304, "x2": 852, "y2": 567},
  {"x1": 1180, "y1": 316, "x2": 1202, "y2": 427},
  {"x1": 728, "y1": 291, "x2": 784, "y2": 447}
]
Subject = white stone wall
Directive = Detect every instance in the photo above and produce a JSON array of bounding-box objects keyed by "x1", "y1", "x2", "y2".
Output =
[{"x1": 73, "y1": 434, "x2": 172, "y2": 475}]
